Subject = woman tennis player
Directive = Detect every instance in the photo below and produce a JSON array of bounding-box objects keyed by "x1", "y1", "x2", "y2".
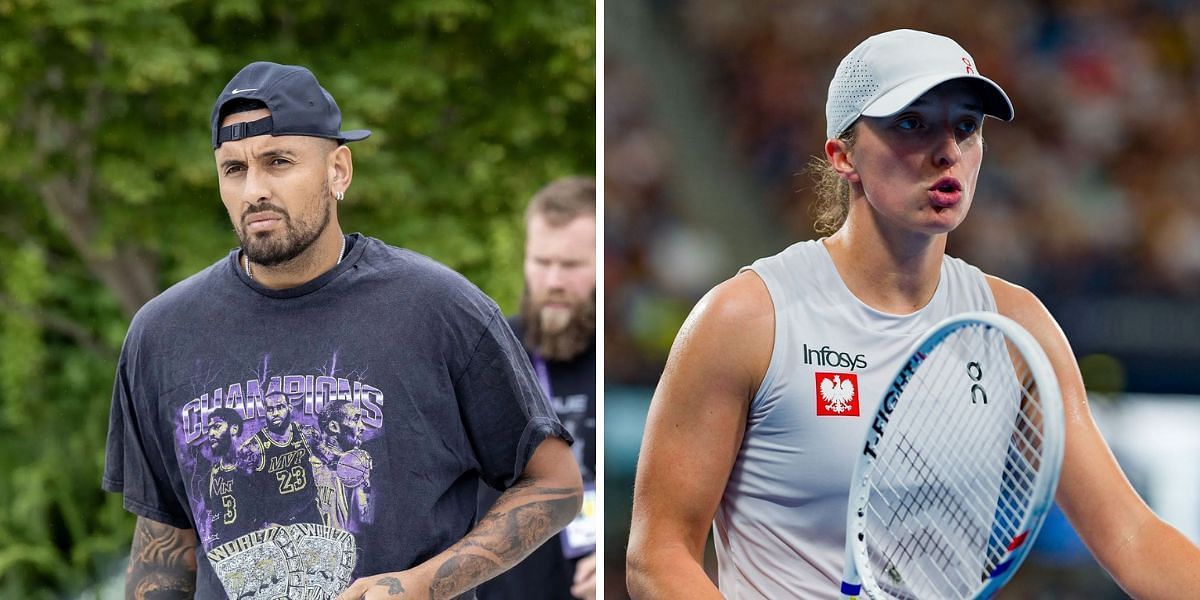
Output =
[{"x1": 626, "y1": 29, "x2": 1200, "y2": 598}]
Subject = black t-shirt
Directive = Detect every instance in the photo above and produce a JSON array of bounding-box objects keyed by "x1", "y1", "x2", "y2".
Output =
[
  {"x1": 476, "y1": 316, "x2": 595, "y2": 600},
  {"x1": 103, "y1": 234, "x2": 570, "y2": 600}
]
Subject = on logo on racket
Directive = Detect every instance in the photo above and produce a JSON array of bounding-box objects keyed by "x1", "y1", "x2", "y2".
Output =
[
  {"x1": 816, "y1": 372, "x2": 860, "y2": 416},
  {"x1": 967, "y1": 361, "x2": 988, "y2": 404}
]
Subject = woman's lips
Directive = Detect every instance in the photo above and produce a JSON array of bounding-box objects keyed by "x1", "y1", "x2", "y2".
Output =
[{"x1": 929, "y1": 178, "x2": 962, "y2": 208}]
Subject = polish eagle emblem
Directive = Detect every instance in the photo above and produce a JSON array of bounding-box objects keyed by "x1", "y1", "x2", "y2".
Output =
[{"x1": 820, "y1": 374, "x2": 856, "y2": 413}]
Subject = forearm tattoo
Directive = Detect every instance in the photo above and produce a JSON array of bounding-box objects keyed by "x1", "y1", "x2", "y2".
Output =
[
  {"x1": 126, "y1": 517, "x2": 198, "y2": 600},
  {"x1": 427, "y1": 479, "x2": 580, "y2": 599}
]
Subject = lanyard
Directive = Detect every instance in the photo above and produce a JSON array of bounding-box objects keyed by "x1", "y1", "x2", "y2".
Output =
[{"x1": 531, "y1": 353, "x2": 553, "y2": 401}]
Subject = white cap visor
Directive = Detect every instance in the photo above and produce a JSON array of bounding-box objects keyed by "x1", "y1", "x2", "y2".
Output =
[{"x1": 860, "y1": 72, "x2": 1014, "y2": 122}]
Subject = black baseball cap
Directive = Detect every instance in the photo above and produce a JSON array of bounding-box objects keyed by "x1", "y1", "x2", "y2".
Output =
[{"x1": 211, "y1": 61, "x2": 372, "y2": 149}]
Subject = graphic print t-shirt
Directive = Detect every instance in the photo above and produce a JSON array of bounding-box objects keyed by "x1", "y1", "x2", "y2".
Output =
[{"x1": 103, "y1": 234, "x2": 569, "y2": 600}]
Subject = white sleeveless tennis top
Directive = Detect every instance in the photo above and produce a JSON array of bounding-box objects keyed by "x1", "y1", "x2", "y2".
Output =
[{"x1": 716, "y1": 239, "x2": 996, "y2": 599}]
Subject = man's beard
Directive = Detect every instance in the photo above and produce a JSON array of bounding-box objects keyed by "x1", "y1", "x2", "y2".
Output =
[
  {"x1": 520, "y1": 289, "x2": 595, "y2": 361},
  {"x1": 238, "y1": 180, "x2": 332, "y2": 266},
  {"x1": 337, "y1": 429, "x2": 361, "y2": 451}
]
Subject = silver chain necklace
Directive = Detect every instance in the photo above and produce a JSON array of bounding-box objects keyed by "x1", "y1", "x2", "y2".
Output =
[{"x1": 244, "y1": 235, "x2": 346, "y2": 280}]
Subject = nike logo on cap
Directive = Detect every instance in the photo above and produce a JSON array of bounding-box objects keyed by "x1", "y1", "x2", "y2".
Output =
[{"x1": 231, "y1": 88, "x2": 257, "y2": 94}]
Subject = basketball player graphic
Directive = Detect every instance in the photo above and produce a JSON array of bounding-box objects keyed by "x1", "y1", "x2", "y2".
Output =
[
  {"x1": 311, "y1": 399, "x2": 374, "y2": 530},
  {"x1": 200, "y1": 407, "x2": 255, "y2": 543},
  {"x1": 239, "y1": 392, "x2": 323, "y2": 527}
]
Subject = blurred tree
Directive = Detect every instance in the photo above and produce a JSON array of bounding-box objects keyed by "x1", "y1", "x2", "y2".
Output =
[{"x1": 0, "y1": 0, "x2": 594, "y2": 595}]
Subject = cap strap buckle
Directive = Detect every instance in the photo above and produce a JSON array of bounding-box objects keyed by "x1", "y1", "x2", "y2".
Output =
[{"x1": 217, "y1": 116, "x2": 275, "y2": 145}]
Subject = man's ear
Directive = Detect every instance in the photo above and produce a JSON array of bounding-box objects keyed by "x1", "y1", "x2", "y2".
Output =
[
  {"x1": 825, "y1": 137, "x2": 860, "y2": 184},
  {"x1": 328, "y1": 143, "x2": 354, "y2": 197}
]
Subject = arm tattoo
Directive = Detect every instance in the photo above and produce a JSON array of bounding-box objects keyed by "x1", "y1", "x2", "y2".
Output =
[
  {"x1": 427, "y1": 479, "x2": 580, "y2": 598},
  {"x1": 430, "y1": 555, "x2": 493, "y2": 597},
  {"x1": 126, "y1": 516, "x2": 198, "y2": 600}
]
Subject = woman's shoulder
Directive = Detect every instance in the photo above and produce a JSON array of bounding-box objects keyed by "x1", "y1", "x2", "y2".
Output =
[
  {"x1": 982, "y1": 274, "x2": 1038, "y2": 309},
  {"x1": 700, "y1": 270, "x2": 776, "y2": 329},
  {"x1": 660, "y1": 270, "x2": 776, "y2": 412},
  {"x1": 981, "y1": 274, "x2": 1060, "y2": 335}
]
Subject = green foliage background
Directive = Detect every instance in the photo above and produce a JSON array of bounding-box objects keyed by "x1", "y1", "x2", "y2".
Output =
[{"x1": 0, "y1": 0, "x2": 595, "y2": 595}]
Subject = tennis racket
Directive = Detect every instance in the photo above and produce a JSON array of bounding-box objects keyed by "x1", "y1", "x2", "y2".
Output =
[{"x1": 838, "y1": 312, "x2": 1064, "y2": 600}]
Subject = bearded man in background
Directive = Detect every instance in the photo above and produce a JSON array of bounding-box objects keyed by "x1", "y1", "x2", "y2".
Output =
[{"x1": 479, "y1": 177, "x2": 597, "y2": 600}]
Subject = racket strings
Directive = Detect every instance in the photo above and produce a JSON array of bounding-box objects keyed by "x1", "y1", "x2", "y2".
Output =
[
  {"x1": 870, "y1": 332, "x2": 1012, "y2": 553},
  {"x1": 858, "y1": 324, "x2": 1050, "y2": 599},
  {"x1": 866, "y1": 435, "x2": 987, "y2": 596},
  {"x1": 865, "y1": 366, "x2": 995, "y2": 595}
]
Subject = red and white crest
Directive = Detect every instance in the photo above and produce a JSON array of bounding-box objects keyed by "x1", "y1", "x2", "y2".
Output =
[{"x1": 816, "y1": 372, "x2": 860, "y2": 416}]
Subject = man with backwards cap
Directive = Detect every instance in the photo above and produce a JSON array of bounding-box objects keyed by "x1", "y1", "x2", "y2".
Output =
[
  {"x1": 627, "y1": 29, "x2": 1200, "y2": 598},
  {"x1": 103, "y1": 61, "x2": 581, "y2": 600}
]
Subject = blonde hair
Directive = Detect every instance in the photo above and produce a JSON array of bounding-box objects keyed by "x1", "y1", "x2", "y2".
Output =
[{"x1": 806, "y1": 127, "x2": 857, "y2": 235}]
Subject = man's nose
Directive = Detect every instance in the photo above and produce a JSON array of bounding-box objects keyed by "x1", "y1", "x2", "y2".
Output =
[{"x1": 243, "y1": 166, "x2": 271, "y2": 204}]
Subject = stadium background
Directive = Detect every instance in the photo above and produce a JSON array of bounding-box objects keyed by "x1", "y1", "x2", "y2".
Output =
[
  {"x1": 606, "y1": 1, "x2": 1200, "y2": 598},
  {"x1": 0, "y1": 1, "x2": 594, "y2": 597}
]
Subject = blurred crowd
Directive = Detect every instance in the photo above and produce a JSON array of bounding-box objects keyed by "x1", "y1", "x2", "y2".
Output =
[{"x1": 606, "y1": 0, "x2": 1200, "y2": 386}]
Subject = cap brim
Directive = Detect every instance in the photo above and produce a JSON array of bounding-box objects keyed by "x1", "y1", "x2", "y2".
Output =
[
  {"x1": 861, "y1": 73, "x2": 1014, "y2": 122},
  {"x1": 339, "y1": 129, "x2": 372, "y2": 143}
]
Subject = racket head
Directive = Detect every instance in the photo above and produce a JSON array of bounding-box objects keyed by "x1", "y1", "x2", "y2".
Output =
[{"x1": 839, "y1": 311, "x2": 1065, "y2": 600}]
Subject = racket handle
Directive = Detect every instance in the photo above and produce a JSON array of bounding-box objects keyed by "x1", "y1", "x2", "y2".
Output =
[
  {"x1": 839, "y1": 580, "x2": 862, "y2": 599},
  {"x1": 840, "y1": 530, "x2": 863, "y2": 599}
]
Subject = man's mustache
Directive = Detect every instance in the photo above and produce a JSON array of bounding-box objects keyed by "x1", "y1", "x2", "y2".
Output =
[
  {"x1": 537, "y1": 290, "x2": 573, "y2": 304},
  {"x1": 242, "y1": 203, "x2": 289, "y2": 225}
]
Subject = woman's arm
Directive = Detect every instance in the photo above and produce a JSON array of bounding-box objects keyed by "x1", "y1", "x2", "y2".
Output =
[
  {"x1": 626, "y1": 271, "x2": 775, "y2": 599},
  {"x1": 989, "y1": 276, "x2": 1200, "y2": 598}
]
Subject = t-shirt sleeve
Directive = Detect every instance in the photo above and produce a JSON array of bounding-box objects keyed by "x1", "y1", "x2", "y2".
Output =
[
  {"x1": 102, "y1": 339, "x2": 193, "y2": 529},
  {"x1": 455, "y1": 309, "x2": 572, "y2": 490}
]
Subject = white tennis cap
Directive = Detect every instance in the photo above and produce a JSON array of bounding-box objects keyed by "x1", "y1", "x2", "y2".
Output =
[{"x1": 825, "y1": 29, "x2": 1014, "y2": 139}]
